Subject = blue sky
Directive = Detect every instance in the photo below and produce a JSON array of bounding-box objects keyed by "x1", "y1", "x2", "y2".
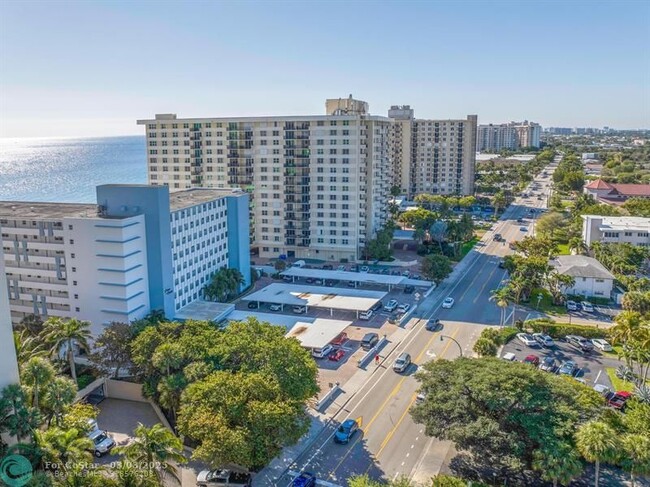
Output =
[{"x1": 0, "y1": 0, "x2": 648, "y2": 137}]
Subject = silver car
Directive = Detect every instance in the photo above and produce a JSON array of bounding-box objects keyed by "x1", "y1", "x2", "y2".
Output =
[{"x1": 393, "y1": 352, "x2": 411, "y2": 373}]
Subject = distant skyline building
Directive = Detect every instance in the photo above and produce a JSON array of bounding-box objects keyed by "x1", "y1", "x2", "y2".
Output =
[
  {"x1": 477, "y1": 121, "x2": 541, "y2": 151},
  {"x1": 138, "y1": 98, "x2": 393, "y2": 262},
  {"x1": 0, "y1": 185, "x2": 250, "y2": 337},
  {"x1": 388, "y1": 105, "x2": 478, "y2": 197}
]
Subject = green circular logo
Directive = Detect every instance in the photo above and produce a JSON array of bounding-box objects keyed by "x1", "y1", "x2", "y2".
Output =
[{"x1": 0, "y1": 454, "x2": 33, "y2": 487}]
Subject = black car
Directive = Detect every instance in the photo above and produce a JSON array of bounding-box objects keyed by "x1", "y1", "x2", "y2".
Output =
[
  {"x1": 361, "y1": 332, "x2": 379, "y2": 350},
  {"x1": 498, "y1": 260, "x2": 506, "y2": 269},
  {"x1": 425, "y1": 319, "x2": 442, "y2": 331},
  {"x1": 404, "y1": 285, "x2": 415, "y2": 294},
  {"x1": 322, "y1": 264, "x2": 333, "y2": 270},
  {"x1": 371, "y1": 301, "x2": 383, "y2": 312},
  {"x1": 247, "y1": 301, "x2": 259, "y2": 309}
]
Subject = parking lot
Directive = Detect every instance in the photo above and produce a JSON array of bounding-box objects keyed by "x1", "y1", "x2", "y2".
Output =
[{"x1": 501, "y1": 336, "x2": 624, "y2": 390}]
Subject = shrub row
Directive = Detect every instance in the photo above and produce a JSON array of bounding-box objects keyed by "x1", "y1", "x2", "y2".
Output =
[{"x1": 525, "y1": 319, "x2": 609, "y2": 339}]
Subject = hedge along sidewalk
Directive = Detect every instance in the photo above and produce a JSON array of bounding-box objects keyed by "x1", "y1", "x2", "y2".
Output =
[{"x1": 524, "y1": 319, "x2": 610, "y2": 339}]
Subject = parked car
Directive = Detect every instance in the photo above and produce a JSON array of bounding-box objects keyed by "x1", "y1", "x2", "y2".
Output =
[
  {"x1": 269, "y1": 303, "x2": 282, "y2": 311},
  {"x1": 292, "y1": 473, "x2": 316, "y2": 487},
  {"x1": 359, "y1": 309, "x2": 373, "y2": 320},
  {"x1": 516, "y1": 333, "x2": 537, "y2": 347},
  {"x1": 347, "y1": 281, "x2": 356, "y2": 287},
  {"x1": 519, "y1": 226, "x2": 528, "y2": 232},
  {"x1": 247, "y1": 301, "x2": 259, "y2": 309},
  {"x1": 441, "y1": 297, "x2": 455, "y2": 309},
  {"x1": 523, "y1": 355, "x2": 540, "y2": 366},
  {"x1": 334, "y1": 419, "x2": 359, "y2": 444},
  {"x1": 592, "y1": 339, "x2": 613, "y2": 352},
  {"x1": 197, "y1": 470, "x2": 252, "y2": 487},
  {"x1": 502, "y1": 352, "x2": 516, "y2": 361},
  {"x1": 311, "y1": 344, "x2": 333, "y2": 359},
  {"x1": 328, "y1": 349, "x2": 346, "y2": 362},
  {"x1": 566, "y1": 335, "x2": 594, "y2": 354},
  {"x1": 401, "y1": 270, "x2": 410, "y2": 277},
  {"x1": 498, "y1": 260, "x2": 506, "y2": 269},
  {"x1": 516, "y1": 218, "x2": 524, "y2": 223},
  {"x1": 361, "y1": 333, "x2": 379, "y2": 350},
  {"x1": 330, "y1": 332, "x2": 348, "y2": 347},
  {"x1": 581, "y1": 301, "x2": 594, "y2": 313},
  {"x1": 349, "y1": 265, "x2": 358, "y2": 272},
  {"x1": 337, "y1": 265, "x2": 346, "y2": 271},
  {"x1": 404, "y1": 285, "x2": 415, "y2": 294},
  {"x1": 493, "y1": 233, "x2": 503, "y2": 242},
  {"x1": 538, "y1": 356, "x2": 556, "y2": 372},
  {"x1": 371, "y1": 301, "x2": 383, "y2": 312},
  {"x1": 360, "y1": 266, "x2": 369, "y2": 273},
  {"x1": 425, "y1": 318, "x2": 442, "y2": 331},
  {"x1": 397, "y1": 303, "x2": 410, "y2": 313},
  {"x1": 593, "y1": 384, "x2": 611, "y2": 396},
  {"x1": 532, "y1": 333, "x2": 554, "y2": 348},
  {"x1": 283, "y1": 276, "x2": 293, "y2": 282},
  {"x1": 88, "y1": 430, "x2": 115, "y2": 457},
  {"x1": 292, "y1": 305, "x2": 306, "y2": 314},
  {"x1": 607, "y1": 391, "x2": 632, "y2": 410},
  {"x1": 566, "y1": 300, "x2": 578, "y2": 311},
  {"x1": 393, "y1": 352, "x2": 411, "y2": 373},
  {"x1": 305, "y1": 278, "x2": 315, "y2": 284},
  {"x1": 384, "y1": 299, "x2": 399, "y2": 312},
  {"x1": 322, "y1": 264, "x2": 334, "y2": 270},
  {"x1": 558, "y1": 360, "x2": 577, "y2": 376},
  {"x1": 325, "y1": 279, "x2": 338, "y2": 287},
  {"x1": 415, "y1": 392, "x2": 426, "y2": 404},
  {"x1": 314, "y1": 279, "x2": 324, "y2": 285}
]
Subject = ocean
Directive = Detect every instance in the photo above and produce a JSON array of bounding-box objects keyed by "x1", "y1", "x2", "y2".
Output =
[{"x1": 0, "y1": 135, "x2": 147, "y2": 203}]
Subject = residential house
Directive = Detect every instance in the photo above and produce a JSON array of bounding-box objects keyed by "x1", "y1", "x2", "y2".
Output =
[
  {"x1": 583, "y1": 179, "x2": 650, "y2": 206},
  {"x1": 550, "y1": 255, "x2": 615, "y2": 299}
]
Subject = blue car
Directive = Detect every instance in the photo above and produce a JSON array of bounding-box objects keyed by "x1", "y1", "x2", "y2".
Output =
[
  {"x1": 292, "y1": 472, "x2": 316, "y2": 487},
  {"x1": 334, "y1": 419, "x2": 359, "y2": 444}
]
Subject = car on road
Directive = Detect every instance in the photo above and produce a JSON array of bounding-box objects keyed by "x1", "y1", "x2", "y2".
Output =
[
  {"x1": 493, "y1": 234, "x2": 503, "y2": 242},
  {"x1": 425, "y1": 318, "x2": 442, "y2": 331},
  {"x1": 247, "y1": 301, "x2": 259, "y2": 309},
  {"x1": 291, "y1": 472, "x2": 316, "y2": 487},
  {"x1": 88, "y1": 429, "x2": 115, "y2": 457},
  {"x1": 360, "y1": 266, "x2": 369, "y2": 273},
  {"x1": 516, "y1": 333, "x2": 537, "y2": 347},
  {"x1": 397, "y1": 303, "x2": 411, "y2": 313},
  {"x1": 566, "y1": 335, "x2": 594, "y2": 354},
  {"x1": 311, "y1": 344, "x2": 333, "y2": 359},
  {"x1": 502, "y1": 352, "x2": 516, "y2": 361},
  {"x1": 404, "y1": 285, "x2": 415, "y2": 294},
  {"x1": 566, "y1": 300, "x2": 578, "y2": 311},
  {"x1": 384, "y1": 299, "x2": 399, "y2": 312},
  {"x1": 292, "y1": 305, "x2": 306, "y2": 314},
  {"x1": 197, "y1": 469, "x2": 252, "y2": 487},
  {"x1": 498, "y1": 260, "x2": 506, "y2": 269},
  {"x1": 538, "y1": 356, "x2": 557, "y2": 372},
  {"x1": 581, "y1": 301, "x2": 594, "y2": 313},
  {"x1": 592, "y1": 339, "x2": 613, "y2": 352},
  {"x1": 359, "y1": 309, "x2": 373, "y2": 320},
  {"x1": 361, "y1": 332, "x2": 379, "y2": 350},
  {"x1": 532, "y1": 333, "x2": 554, "y2": 348},
  {"x1": 442, "y1": 297, "x2": 455, "y2": 309},
  {"x1": 330, "y1": 332, "x2": 348, "y2": 347},
  {"x1": 607, "y1": 391, "x2": 632, "y2": 410},
  {"x1": 516, "y1": 218, "x2": 524, "y2": 223},
  {"x1": 415, "y1": 392, "x2": 426, "y2": 404},
  {"x1": 328, "y1": 349, "x2": 346, "y2": 362},
  {"x1": 519, "y1": 226, "x2": 528, "y2": 232},
  {"x1": 269, "y1": 303, "x2": 282, "y2": 311},
  {"x1": 334, "y1": 419, "x2": 359, "y2": 444},
  {"x1": 393, "y1": 352, "x2": 412, "y2": 373},
  {"x1": 371, "y1": 301, "x2": 383, "y2": 312},
  {"x1": 558, "y1": 360, "x2": 577, "y2": 376},
  {"x1": 523, "y1": 354, "x2": 540, "y2": 366}
]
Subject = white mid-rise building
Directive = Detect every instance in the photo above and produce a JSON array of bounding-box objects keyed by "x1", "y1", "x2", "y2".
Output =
[
  {"x1": 477, "y1": 121, "x2": 541, "y2": 152},
  {"x1": 138, "y1": 98, "x2": 392, "y2": 262},
  {"x1": 582, "y1": 215, "x2": 650, "y2": 248},
  {"x1": 0, "y1": 244, "x2": 20, "y2": 391}
]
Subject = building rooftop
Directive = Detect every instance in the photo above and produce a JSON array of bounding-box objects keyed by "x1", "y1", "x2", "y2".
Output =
[
  {"x1": 285, "y1": 319, "x2": 352, "y2": 349},
  {"x1": 0, "y1": 201, "x2": 102, "y2": 220},
  {"x1": 585, "y1": 179, "x2": 650, "y2": 197},
  {"x1": 137, "y1": 113, "x2": 391, "y2": 124},
  {"x1": 168, "y1": 187, "x2": 244, "y2": 211},
  {"x1": 582, "y1": 215, "x2": 650, "y2": 231},
  {"x1": 550, "y1": 255, "x2": 615, "y2": 280}
]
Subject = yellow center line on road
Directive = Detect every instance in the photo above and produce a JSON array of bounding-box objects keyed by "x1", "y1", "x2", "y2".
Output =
[{"x1": 326, "y1": 324, "x2": 454, "y2": 480}]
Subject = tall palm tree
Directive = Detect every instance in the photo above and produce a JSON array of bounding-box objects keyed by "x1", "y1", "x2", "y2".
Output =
[
  {"x1": 42, "y1": 376, "x2": 78, "y2": 426},
  {"x1": 21, "y1": 356, "x2": 55, "y2": 411},
  {"x1": 621, "y1": 433, "x2": 650, "y2": 487},
  {"x1": 568, "y1": 237, "x2": 588, "y2": 255},
  {"x1": 533, "y1": 443, "x2": 583, "y2": 487},
  {"x1": 42, "y1": 317, "x2": 91, "y2": 382},
  {"x1": 0, "y1": 384, "x2": 41, "y2": 442},
  {"x1": 114, "y1": 423, "x2": 186, "y2": 483},
  {"x1": 35, "y1": 426, "x2": 94, "y2": 471},
  {"x1": 13, "y1": 330, "x2": 46, "y2": 366},
  {"x1": 576, "y1": 421, "x2": 617, "y2": 487},
  {"x1": 489, "y1": 287, "x2": 511, "y2": 327},
  {"x1": 157, "y1": 373, "x2": 187, "y2": 423}
]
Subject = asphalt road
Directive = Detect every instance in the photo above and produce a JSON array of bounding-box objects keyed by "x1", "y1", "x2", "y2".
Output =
[{"x1": 278, "y1": 161, "x2": 560, "y2": 486}]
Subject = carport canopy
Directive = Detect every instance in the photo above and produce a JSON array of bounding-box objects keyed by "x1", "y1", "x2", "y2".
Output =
[
  {"x1": 280, "y1": 268, "x2": 433, "y2": 288},
  {"x1": 285, "y1": 319, "x2": 351, "y2": 349}
]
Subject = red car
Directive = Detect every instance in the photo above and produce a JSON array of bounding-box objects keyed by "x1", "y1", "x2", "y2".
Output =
[
  {"x1": 523, "y1": 354, "x2": 540, "y2": 366},
  {"x1": 330, "y1": 333, "x2": 348, "y2": 347},
  {"x1": 328, "y1": 349, "x2": 346, "y2": 362},
  {"x1": 607, "y1": 391, "x2": 632, "y2": 410}
]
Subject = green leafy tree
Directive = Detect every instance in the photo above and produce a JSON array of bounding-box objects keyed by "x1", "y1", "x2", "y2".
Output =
[
  {"x1": 622, "y1": 291, "x2": 650, "y2": 316},
  {"x1": 61, "y1": 403, "x2": 99, "y2": 435},
  {"x1": 42, "y1": 376, "x2": 77, "y2": 426},
  {"x1": 17, "y1": 314, "x2": 45, "y2": 337},
  {"x1": 13, "y1": 330, "x2": 47, "y2": 367},
  {"x1": 21, "y1": 356, "x2": 56, "y2": 411},
  {"x1": 35, "y1": 426, "x2": 94, "y2": 471},
  {"x1": 157, "y1": 373, "x2": 187, "y2": 423},
  {"x1": 512, "y1": 236, "x2": 558, "y2": 259},
  {"x1": 546, "y1": 271, "x2": 575, "y2": 305},
  {"x1": 620, "y1": 433, "x2": 650, "y2": 487},
  {"x1": 473, "y1": 337, "x2": 497, "y2": 357},
  {"x1": 203, "y1": 268, "x2": 245, "y2": 302},
  {"x1": 0, "y1": 384, "x2": 41, "y2": 443},
  {"x1": 492, "y1": 191, "x2": 507, "y2": 215},
  {"x1": 490, "y1": 287, "x2": 511, "y2": 327},
  {"x1": 421, "y1": 254, "x2": 452, "y2": 284},
  {"x1": 575, "y1": 421, "x2": 617, "y2": 487},
  {"x1": 113, "y1": 423, "x2": 186, "y2": 484},
  {"x1": 536, "y1": 212, "x2": 569, "y2": 240},
  {"x1": 623, "y1": 198, "x2": 650, "y2": 217},
  {"x1": 89, "y1": 322, "x2": 133, "y2": 378},
  {"x1": 532, "y1": 442, "x2": 583, "y2": 487},
  {"x1": 42, "y1": 318, "x2": 91, "y2": 383}
]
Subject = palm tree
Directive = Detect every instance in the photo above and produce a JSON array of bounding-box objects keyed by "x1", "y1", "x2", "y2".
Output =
[
  {"x1": 576, "y1": 421, "x2": 617, "y2": 487},
  {"x1": 0, "y1": 384, "x2": 41, "y2": 442},
  {"x1": 114, "y1": 423, "x2": 187, "y2": 483},
  {"x1": 42, "y1": 317, "x2": 91, "y2": 383},
  {"x1": 610, "y1": 311, "x2": 643, "y2": 347},
  {"x1": 621, "y1": 433, "x2": 650, "y2": 487},
  {"x1": 489, "y1": 287, "x2": 511, "y2": 327},
  {"x1": 13, "y1": 330, "x2": 46, "y2": 366},
  {"x1": 533, "y1": 443, "x2": 583, "y2": 487},
  {"x1": 157, "y1": 373, "x2": 187, "y2": 423},
  {"x1": 568, "y1": 237, "x2": 588, "y2": 255},
  {"x1": 35, "y1": 426, "x2": 94, "y2": 471},
  {"x1": 42, "y1": 376, "x2": 78, "y2": 426},
  {"x1": 152, "y1": 343, "x2": 183, "y2": 376},
  {"x1": 546, "y1": 271, "x2": 575, "y2": 305},
  {"x1": 111, "y1": 460, "x2": 159, "y2": 487},
  {"x1": 21, "y1": 356, "x2": 55, "y2": 410}
]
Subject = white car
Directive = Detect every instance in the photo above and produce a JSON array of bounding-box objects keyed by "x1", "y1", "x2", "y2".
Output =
[
  {"x1": 581, "y1": 301, "x2": 594, "y2": 313},
  {"x1": 337, "y1": 265, "x2": 346, "y2": 271},
  {"x1": 88, "y1": 430, "x2": 115, "y2": 457},
  {"x1": 312, "y1": 344, "x2": 333, "y2": 359},
  {"x1": 502, "y1": 352, "x2": 516, "y2": 361},
  {"x1": 441, "y1": 297, "x2": 454, "y2": 309},
  {"x1": 566, "y1": 300, "x2": 578, "y2": 311},
  {"x1": 532, "y1": 333, "x2": 554, "y2": 348},
  {"x1": 292, "y1": 305, "x2": 306, "y2": 314},
  {"x1": 516, "y1": 333, "x2": 537, "y2": 347},
  {"x1": 360, "y1": 266, "x2": 369, "y2": 273},
  {"x1": 384, "y1": 299, "x2": 399, "y2": 312},
  {"x1": 269, "y1": 303, "x2": 282, "y2": 311},
  {"x1": 397, "y1": 303, "x2": 410, "y2": 313},
  {"x1": 592, "y1": 339, "x2": 613, "y2": 352},
  {"x1": 359, "y1": 309, "x2": 373, "y2": 320}
]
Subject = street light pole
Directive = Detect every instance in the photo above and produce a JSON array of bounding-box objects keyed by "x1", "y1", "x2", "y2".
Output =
[
  {"x1": 440, "y1": 335, "x2": 463, "y2": 357},
  {"x1": 536, "y1": 293, "x2": 543, "y2": 310}
]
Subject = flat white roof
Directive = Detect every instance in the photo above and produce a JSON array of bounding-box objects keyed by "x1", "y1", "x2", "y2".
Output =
[
  {"x1": 583, "y1": 215, "x2": 650, "y2": 232},
  {"x1": 281, "y1": 268, "x2": 433, "y2": 287},
  {"x1": 174, "y1": 301, "x2": 234, "y2": 322},
  {"x1": 225, "y1": 310, "x2": 315, "y2": 330},
  {"x1": 285, "y1": 319, "x2": 352, "y2": 349},
  {"x1": 242, "y1": 283, "x2": 386, "y2": 311}
]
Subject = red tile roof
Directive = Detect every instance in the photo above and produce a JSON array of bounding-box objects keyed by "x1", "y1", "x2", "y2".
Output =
[
  {"x1": 610, "y1": 184, "x2": 650, "y2": 197},
  {"x1": 585, "y1": 179, "x2": 614, "y2": 190}
]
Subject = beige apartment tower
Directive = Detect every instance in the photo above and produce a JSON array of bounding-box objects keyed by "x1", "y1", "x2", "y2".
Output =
[
  {"x1": 138, "y1": 99, "x2": 392, "y2": 262},
  {"x1": 388, "y1": 106, "x2": 477, "y2": 197}
]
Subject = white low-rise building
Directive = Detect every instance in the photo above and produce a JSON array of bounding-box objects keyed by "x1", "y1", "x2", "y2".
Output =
[
  {"x1": 582, "y1": 215, "x2": 650, "y2": 248},
  {"x1": 550, "y1": 255, "x2": 615, "y2": 299}
]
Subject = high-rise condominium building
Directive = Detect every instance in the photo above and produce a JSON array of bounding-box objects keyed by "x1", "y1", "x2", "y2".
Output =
[
  {"x1": 388, "y1": 106, "x2": 478, "y2": 197},
  {"x1": 477, "y1": 121, "x2": 541, "y2": 151},
  {"x1": 0, "y1": 245, "x2": 20, "y2": 391},
  {"x1": 138, "y1": 99, "x2": 392, "y2": 262},
  {"x1": 1, "y1": 185, "x2": 250, "y2": 337}
]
